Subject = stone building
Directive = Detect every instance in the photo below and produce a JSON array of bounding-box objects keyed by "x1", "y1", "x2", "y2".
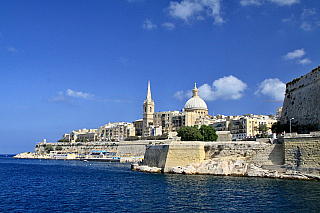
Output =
[
  {"x1": 153, "y1": 111, "x2": 184, "y2": 133},
  {"x1": 141, "y1": 82, "x2": 277, "y2": 139},
  {"x1": 210, "y1": 114, "x2": 277, "y2": 140},
  {"x1": 142, "y1": 81, "x2": 155, "y2": 137},
  {"x1": 142, "y1": 83, "x2": 211, "y2": 136},
  {"x1": 68, "y1": 128, "x2": 98, "y2": 142},
  {"x1": 280, "y1": 65, "x2": 320, "y2": 129},
  {"x1": 97, "y1": 122, "x2": 135, "y2": 141},
  {"x1": 133, "y1": 119, "x2": 143, "y2": 136}
]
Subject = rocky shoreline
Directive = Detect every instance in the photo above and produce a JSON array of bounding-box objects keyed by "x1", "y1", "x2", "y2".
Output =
[{"x1": 132, "y1": 158, "x2": 320, "y2": 181}]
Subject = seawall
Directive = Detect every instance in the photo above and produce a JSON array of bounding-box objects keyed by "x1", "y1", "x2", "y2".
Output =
[
  {"x1": 133, "y1": 134, "x2": 320, "y2": 180},
  {"x1": 280, "y1": 132, "x2": 320, "y2": 171}
]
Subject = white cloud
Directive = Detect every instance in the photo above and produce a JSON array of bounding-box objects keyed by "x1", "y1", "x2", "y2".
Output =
[
  {"x1": 66, "y1": 89, "x2": 93, "y2": 99},
  {"x1": 201, "y1": 75, "x2": 247, "y2": 101},
  {"x1": 166, "y1": 0, "x2": 224, "y2": 25},
  {"x1": 282, "y1": 9, "x2": 319, "y2": 31},
  {"x1": 214, "y1": 15, "x2": 224, "y2": 25},
  {"x1": 47, "y1": 95, "x2": 68, "y2": 103},
  {"x1": 282, "y1": 14, "x2": 295, "y2": 24},
  {"x1": 300, "y1": 8, "x2": 316, "y2": 19},
  {"x1": 6, "y1": 46, "x2": 24, "y2": 53},
  {"x1": 141, "y1": 19, "x2": 157, "y2": 30},
  {"x1": 47, "y1": 89, "x2": 133, "y2": 104},
  {"x1": 255, "y1": 78, "x2": 285, "y2": 101},
  {"x1": 283, "y1": 48, "x2": 312, "y2": 65},
  {"x1": 162, "y1": 22, "x2": 176, "y2": 30},
  {"x1": 167, "y1": 1, "x2": 203, "y2": 21},
  {"x1": 7, "y1": 47, "x2": 16, "y2": 52},
  {"x1": 283, "y1": 48, "x2": 306, "y2": 60},
  {"x1": 118, "y1": 57, "x2": 127, "y2": 63},
  {"x1": 300, "y1": 21, "x2": 312, "y2": 31},
  {"x1": 298, "y1": 58, "x2": 312, "y2": 65},
  {"x1": 269, "y1": 0, "x2": 300, "y2": 6},
  {"x1": 241, "y1": 0, "x2": 299, "y2": 6},
  {"x1": 173, "y1": 90, "x2": 186, "y2": 100},
  {"x1": 240, "y1": 0, "x2": 264, "y2": 6},
  {"x1": 299, "y1": 8, "x2": 318, "y2": 31},
  {"x1": 174, "y1": 75, "x2": 247, "y2": 101}
]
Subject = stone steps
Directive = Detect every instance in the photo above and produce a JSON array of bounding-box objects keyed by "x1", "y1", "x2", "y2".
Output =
[{"x1": 249, "y1": 144, "x2": 284, "y2": 166}]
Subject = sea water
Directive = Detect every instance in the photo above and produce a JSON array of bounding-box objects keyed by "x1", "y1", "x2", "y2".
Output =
[{"x1": 1, "y1": 155, "x2": 320, "y2": 212}]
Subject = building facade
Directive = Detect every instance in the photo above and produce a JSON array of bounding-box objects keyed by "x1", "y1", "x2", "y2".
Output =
[
  {"x1": 68, "y1": 128, "x2": 98, "y2": 142},
  {"x1": 210, "y1": 114, "x2": 277, "y2": 140},
  {"x1": 97, "y1": 122, "x2": 135, "y2": 142}
]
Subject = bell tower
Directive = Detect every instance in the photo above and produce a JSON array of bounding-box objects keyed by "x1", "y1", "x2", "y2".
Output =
[{"x1": 143, "y1": 81, "x2": 154, "y2": 136}]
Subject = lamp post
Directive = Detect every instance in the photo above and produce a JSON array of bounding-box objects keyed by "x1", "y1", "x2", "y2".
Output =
[{"x1": 290, "y1": 118, "x2": 294, "y2": 133}]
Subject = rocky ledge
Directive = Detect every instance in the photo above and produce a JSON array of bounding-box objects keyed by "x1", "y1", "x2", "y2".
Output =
[{"x1": 132, "y1": 158, "x2": 320, "y2": 181}]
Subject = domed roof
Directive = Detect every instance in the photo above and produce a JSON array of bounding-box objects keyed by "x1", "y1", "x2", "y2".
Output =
[{"x1": 184, "y1": 83, "x2": 208, "y2": 110}]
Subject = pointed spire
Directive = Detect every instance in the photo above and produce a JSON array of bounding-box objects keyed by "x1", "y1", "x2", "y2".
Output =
[
  {"x1": 192, "y1": 83, "x2": 199, "y2": 97},
  {"x1": 146, "y1": 81, "x2": 152, "y2": 102}
]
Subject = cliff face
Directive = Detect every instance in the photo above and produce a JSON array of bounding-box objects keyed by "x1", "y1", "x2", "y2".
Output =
[{"x1": 280, "y1": 66, "x2": 320, "y2": 128}]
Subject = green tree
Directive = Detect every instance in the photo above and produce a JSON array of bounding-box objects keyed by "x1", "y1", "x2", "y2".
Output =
[
  {"x1": 255, "y1": 124, "x2": 269, "y2": 138},
  {"x1": 45, "y1": 144, "x2": 54, "y2": 153},
  {"x1": 57, "y1": 139, "x2": 70, "y2": 142},
  {"x1": 55, "y1": 145, "x2": 63, "y2": 151},
  {"x1": 177, "y1": 126, "x2": 202, "y2": 141},
  {"x1": 200, "y1": 125, "x2": 218, "y2": 141},
  {"x1": 177, "y1": 125, "x2": 218, "y2": 141}
]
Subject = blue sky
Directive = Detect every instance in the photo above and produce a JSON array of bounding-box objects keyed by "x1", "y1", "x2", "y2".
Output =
[{"x1": 1, "y1": 0, "x2": 319, "y2": 154}]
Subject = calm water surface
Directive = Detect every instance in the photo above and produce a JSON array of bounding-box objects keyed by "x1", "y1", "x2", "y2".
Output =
[{"x1": 1, "y1": 155, "x2": 320, "y2": 212}]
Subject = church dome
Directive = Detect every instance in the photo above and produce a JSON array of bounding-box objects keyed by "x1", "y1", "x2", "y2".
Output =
[{"x1": 184, "y1": 83, "x2": 208, "y2": 111}]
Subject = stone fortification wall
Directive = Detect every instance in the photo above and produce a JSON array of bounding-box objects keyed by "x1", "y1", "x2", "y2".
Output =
[
  {"x1": 34, "y1": 142, "x2": 118, "y2": 155},
  {"x1": 280, "y1": 65, "x2": 320, "y2": 128},
  {"x1": 204, "y1": 141, "x2": 284, "y2": 167},
  {"x1": 142, "y1": 141, "x2": 283, "y2": 172},
  {"x1": 163, "y1": 142, "x2": 206, "y2": 172},
  {"x1": 143, "y1": 141, "x2": 206, "y2": 172},
  {"x1": 33, "y1": 140, "x2": 163, "y2": 157},
  {"x1": 281, "y1": 132, "x2": 320, "y2": 169},
  {"x1": 216, "y1": 131, "x2": 232, "y2": 142},
  {"x1": 143, "y1": 144, "x2": 170, "y2": 168},
  {"x1": 135, "y1": 137, "x2": 320, "y2": 179},
  {"x1": 117, "y1": 141, "x2": 152, "y2": 157}
]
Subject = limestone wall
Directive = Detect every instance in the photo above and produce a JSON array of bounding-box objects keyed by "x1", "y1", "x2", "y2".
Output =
[
  {"x1": 280, "y1": 65, "x2": 320, "y2": 128},
  {"x1": 143, "y1": 145, "x2": 170, "y2": 168},
  {"x1": 142, "y1": 141, "x2": 284, "y2": 172},
  {"x1": 163, "y1": 142, "x2": 206, "y2": 172},
  {"x1": 281, "y1": 132, "x2": 320, "y2": 168},
  {"x1": 204, "y1": 141, "x2": 284, "y2": 166},
  {"x1": 216, "y1": 131, "x2": 232, "y2": 142},
  {"x1": 34, "y1": 142, "x2": 118, "y2": 155},
  {"x1": 117, "y1": 141, "x2": 149, "y2": 157}
]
